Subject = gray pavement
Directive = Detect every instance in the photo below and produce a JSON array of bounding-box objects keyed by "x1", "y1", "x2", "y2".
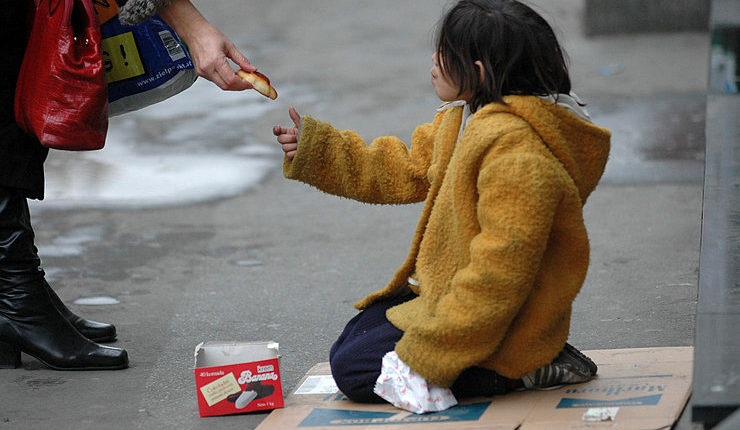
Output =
[{"x1": 0, "y1": 1, "x2": 708, "y2": 429}]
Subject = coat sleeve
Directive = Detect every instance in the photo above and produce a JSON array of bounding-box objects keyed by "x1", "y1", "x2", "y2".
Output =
[
  {"x1": 282, "y1": 115, "x2": 438, "y2": 204},
  {"x1": 393, "y1": 149, "x2": 566, "y2": 387}
]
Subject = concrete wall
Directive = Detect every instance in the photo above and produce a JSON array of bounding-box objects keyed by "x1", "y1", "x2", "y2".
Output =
[{"x1": 585, "y1": 0, "x2": 711, "y2": 35}]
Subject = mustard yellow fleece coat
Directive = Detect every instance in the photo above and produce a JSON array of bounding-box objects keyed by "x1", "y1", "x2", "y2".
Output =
[{"x1": 283, "y1": 96, "x2": 611, "y2": 387}]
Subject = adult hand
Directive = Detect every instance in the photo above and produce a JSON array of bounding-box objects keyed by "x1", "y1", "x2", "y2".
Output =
[
  {"x1": 272, "y1": 107, "x2": 301, "y2": 160},
  {"x1": 158, "y1": 0, "x2": 257, "y2": 91}
]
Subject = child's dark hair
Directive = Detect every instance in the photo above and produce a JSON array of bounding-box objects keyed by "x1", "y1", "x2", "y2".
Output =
[{"x1": 435, "y1": 0, "x2": 572, "y2": 112}]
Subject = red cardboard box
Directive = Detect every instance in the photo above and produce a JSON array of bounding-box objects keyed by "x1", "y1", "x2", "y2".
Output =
[{"x1": 194, "y1": 341, "x2": 284, "y2": 417}]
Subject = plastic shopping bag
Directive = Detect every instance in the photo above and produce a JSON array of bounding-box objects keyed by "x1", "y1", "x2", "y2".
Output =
[{"x1": 95, "y1": 1, "x2": 197, "y2": 116}]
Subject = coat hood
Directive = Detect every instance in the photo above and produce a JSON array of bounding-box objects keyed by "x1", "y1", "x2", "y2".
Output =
[{"x1": 474, "y1": 96, "x2": 611, "y2": 203}]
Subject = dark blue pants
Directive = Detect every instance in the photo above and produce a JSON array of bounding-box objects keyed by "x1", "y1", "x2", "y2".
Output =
[{"x1": 329, "y1": 292, "x2": 512, "y2": 403}]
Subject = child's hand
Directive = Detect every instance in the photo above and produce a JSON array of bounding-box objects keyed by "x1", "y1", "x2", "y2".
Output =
[{"x1": 272, "y1": 107, "x2": 301, "y2": 160}]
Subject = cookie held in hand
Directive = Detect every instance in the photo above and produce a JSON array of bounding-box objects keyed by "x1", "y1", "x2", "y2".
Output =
[{"x1": 237, "y1": 70, "x2": 278, "y2": 100}]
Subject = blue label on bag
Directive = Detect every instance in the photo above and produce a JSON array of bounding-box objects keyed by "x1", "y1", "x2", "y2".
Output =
[{"x1": 100, "y1": 14, "x2": 195, "y2": 103}]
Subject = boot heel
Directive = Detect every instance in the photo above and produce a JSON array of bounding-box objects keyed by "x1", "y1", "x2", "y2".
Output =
[{"x1": 0, "y1": 341, "x2": 21, "y2": 369}]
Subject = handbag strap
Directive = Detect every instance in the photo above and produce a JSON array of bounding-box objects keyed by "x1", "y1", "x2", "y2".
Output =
[
  {"x1": 74, "y1": 0, "x2": 98, "y2": 29},
  {"x1": 35, "y1": 0, "x2": 97, "y2": 30}
]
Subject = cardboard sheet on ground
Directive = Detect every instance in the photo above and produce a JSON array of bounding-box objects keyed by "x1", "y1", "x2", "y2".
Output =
[{"x1": 255, "y1": 347, "x2": 692, "y2": 430}]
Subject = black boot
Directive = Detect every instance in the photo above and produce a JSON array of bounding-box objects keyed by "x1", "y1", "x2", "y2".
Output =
[
  {"x1": 0, "y1": 189, "x2": 127, "y2": 370},
  {"x1": 0, "y1": 282, "x2": 128, "y2": 370},
  {"x1": 44, "y1": 279, "x2": 117, "y2": 343}
]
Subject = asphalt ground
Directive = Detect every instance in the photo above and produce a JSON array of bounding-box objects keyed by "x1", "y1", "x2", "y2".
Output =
[{"x1": 0, "y1": 1, "x2": 708, "y2": 429}]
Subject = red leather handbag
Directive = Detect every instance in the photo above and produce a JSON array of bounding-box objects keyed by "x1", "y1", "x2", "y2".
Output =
[{"x1": 14, "y1": 0, "x2": 108, "y2": 151}]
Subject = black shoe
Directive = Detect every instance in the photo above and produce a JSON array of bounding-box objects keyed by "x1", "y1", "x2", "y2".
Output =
[
  {"x1": 521, "y1": 343, "x2": 597, "y2": 390},
  {"x1": 43, "y1": 280, "x2": 117, "y2": 343},
  {"x1": 0, "y1": 281, "x2": 128, "y2": 370},
  {"x1": 0, "y1": 189, "x2": 127, "y2": 370}
]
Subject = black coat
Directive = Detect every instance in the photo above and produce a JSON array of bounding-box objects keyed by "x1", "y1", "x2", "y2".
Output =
[{"x1": 0, "y1": 0, "x2": 49, "y2": 200}]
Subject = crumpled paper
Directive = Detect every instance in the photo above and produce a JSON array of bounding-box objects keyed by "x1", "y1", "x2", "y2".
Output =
[{"x1": 373, "y1": 351, "x2": 458, "y2": 414}]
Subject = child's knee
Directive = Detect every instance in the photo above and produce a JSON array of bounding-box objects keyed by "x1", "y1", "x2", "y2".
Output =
[
  {"x1": 330, "y1": 351, "x2": 384, "y2": 403},
  {"x1": 330, "y1": 367, "x2": 383, "y2": 403}
]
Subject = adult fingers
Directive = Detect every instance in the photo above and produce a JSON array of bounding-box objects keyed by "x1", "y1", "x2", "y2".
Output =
[
  {"x1": 227, "y1": 43, "x2": 257, "y2": 73},
  {"x1": 217, "y1": 59, "x2": 251, "y2": 91},
  {"x1": 207, "y1": 70, "x2": 229, "y2": 90}
]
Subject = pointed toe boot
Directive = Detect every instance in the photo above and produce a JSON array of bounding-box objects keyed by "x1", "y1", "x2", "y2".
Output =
[
  {"x1": 44, "y1": 280, "x2": 117, "y2": 343},
  {"x1": 0, "y1": 283, "x2": 128, "y2": 369},
  {"x1": 0, "y1": 189, "x2": 128, "y2": 370}
]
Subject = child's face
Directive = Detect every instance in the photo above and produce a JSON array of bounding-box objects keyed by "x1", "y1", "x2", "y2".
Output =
[{"x1": 431, "y1": 52, "x2": 466, "y2": 102}]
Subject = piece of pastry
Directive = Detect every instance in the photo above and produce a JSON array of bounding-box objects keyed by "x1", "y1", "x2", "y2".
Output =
[{"x1": 237, "y1": 70, "x2": 278, "y2": 100}]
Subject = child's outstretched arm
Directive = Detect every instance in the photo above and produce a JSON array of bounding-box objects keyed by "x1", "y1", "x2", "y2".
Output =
[
  {"x1": 273, "y1": 107, "x2": 301, "y2": 160},
  {"x1": 272, "y1": 108, "x2": 439, "y2": 205}
]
